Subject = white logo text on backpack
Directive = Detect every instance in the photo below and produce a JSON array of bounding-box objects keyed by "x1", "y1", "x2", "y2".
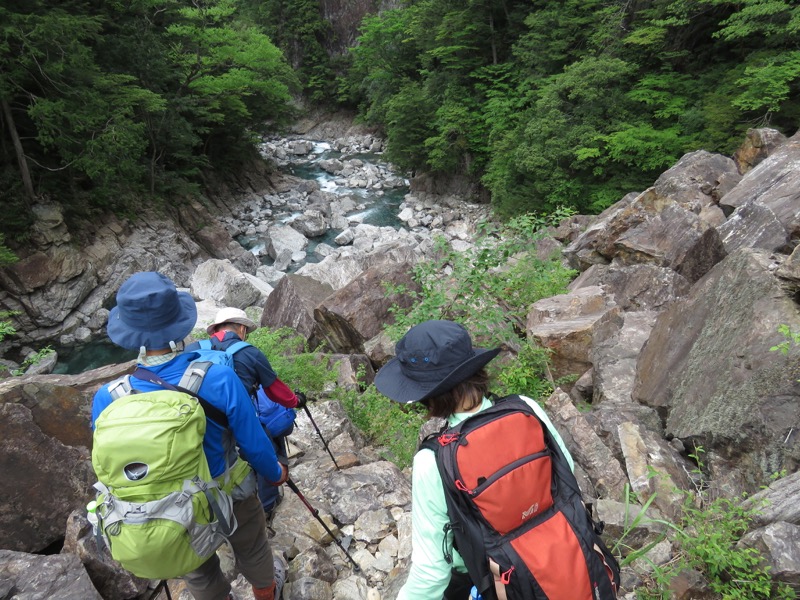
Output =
[{"x1": 521, "y1": 502, "x2": 540, "y2": 521}]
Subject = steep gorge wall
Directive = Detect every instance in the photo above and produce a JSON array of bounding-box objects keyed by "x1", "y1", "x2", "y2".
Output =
[{"x1": 319, "y1": 0, "x2": 403, "y2": 56}]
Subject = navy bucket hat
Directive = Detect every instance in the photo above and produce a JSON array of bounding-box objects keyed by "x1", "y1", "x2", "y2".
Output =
[
  {"x1": 375, "y1": 320, "x2": 500, "y2": 404},
  {"x1": 107, "y1": 271, "x2": 197, "y2": 350}
]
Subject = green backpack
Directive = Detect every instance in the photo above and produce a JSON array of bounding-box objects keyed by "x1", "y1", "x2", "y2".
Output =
[{"x1": 90, "y1": 362, "x2": 237, "y2": 580}]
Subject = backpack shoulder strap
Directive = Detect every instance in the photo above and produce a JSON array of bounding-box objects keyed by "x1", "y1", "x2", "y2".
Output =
[
  {"x1": 198, "y1": 339, "x2": 213, "y2": 350},
  {"x1": 488, "y1": 392, "x2": 518, "y2": 406},
  {"x1": 132, "y1": 365, "x2": 229, "y2": 428},
  {"x1": 419, "y1": 432, "x2": 440, "y2": 454},
  {"x1": 107, "y1": 375, "x2": 134, "y2": 400},
  {"x1": 418, "y1": 418, "x2": 451, "y2": 454},
  {"x1": 225, "y1": 340, "x2": 250, "y2": 356},
  {"x1": 178, "y1": 360, "x2": 212, "y2": 395}
]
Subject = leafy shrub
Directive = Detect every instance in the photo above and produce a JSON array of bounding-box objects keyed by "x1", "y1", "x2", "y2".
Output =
[
  {"x1": 384, "y1": 209, "x2": 577, "y2": 348},
  {"x1": 492, "y1": 340, "x2": 553, "y2": 400},
  {"x1": 246, "y1": 326, "x2": 334, "y2": 397},
  {"x1": 334, "y1": 382, "x2": 427, "y2": 468},
  {"x1": 0, "y1": 314, "x2": 17, "y2": 344},
  {"x1": 770, "y1": 324, "x2": 800, "y2": 356},
  {"x1": 12, "y1": 346, "x2": 55, "y2": 376}
]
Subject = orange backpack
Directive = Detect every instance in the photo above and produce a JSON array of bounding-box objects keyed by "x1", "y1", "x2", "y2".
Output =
[{"x1": 421, "y1": 395, "x2": 620, "y2": 600}]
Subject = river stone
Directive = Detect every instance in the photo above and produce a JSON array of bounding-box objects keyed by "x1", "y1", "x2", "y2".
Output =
[
  {"x1": 719, "y1": 130, "x2": 800, "y2": 237},
  {"x1": 742, "y1": 470, "x2": 800, "y2": 527},
  {"x1": 260, "y1": 274, "x2": 333, "y2": 347},
  {"x1": 314, "y1": 261, "x2": 419, "y2": 354},
  {"x1": 527, "y1": 285, "x2": 617, "y2": 381},
  {"x1": 267, "y1": 224, "x2": 309, "y2": 260},
  {"x1": 285, "y1": 576, "x2": 334, "y2": 600},
  {"x1": 190, "y1": 258, "x2": 262, "y2": 309},
  {"x1": 733, "y1": 127, "x2": 788, "y2": 174},
  {"x1": 717, "y1": 199, "x2": 789, "y2": 253},
  {"x1": 0, "y1": 403, "x2": 95, "y2": 552},
  {"x1": 738, "y1": 521, "x2": 800, "y2": 585},
  {"x1": 652, "y1": 149, "x2": 741, "y2": 212}
]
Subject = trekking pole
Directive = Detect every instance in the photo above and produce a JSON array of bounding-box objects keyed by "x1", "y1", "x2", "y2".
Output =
[
  {"x1": 296, "y1": 391, "x2": 340, "y2": 470},
  {"x1": 286, "y1": 477, "x2": 360, "y2": 572},
  {"x1": 149, "y1": 580, "x2": 172, "y2": 600}
]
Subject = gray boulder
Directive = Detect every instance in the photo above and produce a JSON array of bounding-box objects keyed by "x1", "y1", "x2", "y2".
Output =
[
  {"x1": 0, "y1": 549, "x2": 104, "y2": 599},
  {"x1": 633, "y1": 248, "x2": 800, "y2": 495},
  {"x1": 720, "y1": 131, "x2": 800, "y2": 238}
]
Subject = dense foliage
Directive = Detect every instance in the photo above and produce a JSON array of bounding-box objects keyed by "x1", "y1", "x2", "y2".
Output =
[
  {"x1": 239, "y1": 0, "x2": 338, "y2": 103},
  {"x1": 342, "y1": 0, "x2": 800, "y2": 216},
  {"x1": 5, "y1": 0, "x2": 798, "y2": 240},
  {"x1": 0, "y1": 0, "x2": 298, "y2": 240}
]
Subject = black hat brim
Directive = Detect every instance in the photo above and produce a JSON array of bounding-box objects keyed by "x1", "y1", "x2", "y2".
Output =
[{"x1": 375, "y1": 346, "x2": 500, "y2": 404}]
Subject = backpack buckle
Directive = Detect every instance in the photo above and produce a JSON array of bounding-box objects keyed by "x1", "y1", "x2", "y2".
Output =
[
  {"x1": 500, "y1": 566, "x2": 515, "y2": 585},
  {"x1": 455, "y1": 479, "x2": 474, "y2": 495},
  {"x1": 438, "y1": 432, "x2": 460, "y2": 446},
  {"x1": 125, "y1": 504, "x2": 147, "y2": 523}
]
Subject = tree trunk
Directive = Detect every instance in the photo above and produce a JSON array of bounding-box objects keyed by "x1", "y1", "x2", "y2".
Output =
[{"x1": 1, "y1": 99, "x2": 36, "y2": 202}]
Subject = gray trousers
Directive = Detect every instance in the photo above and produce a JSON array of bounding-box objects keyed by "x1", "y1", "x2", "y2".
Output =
[{"x1": 183, "y1": 491, "x2": 275, "y2": 600}]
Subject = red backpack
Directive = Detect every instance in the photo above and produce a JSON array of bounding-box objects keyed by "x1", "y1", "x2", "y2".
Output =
[{"x1": 421, "y1": 395, "x2": 620, "y2": 600}]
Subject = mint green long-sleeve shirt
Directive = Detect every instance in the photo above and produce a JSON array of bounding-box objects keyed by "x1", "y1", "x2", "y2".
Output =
[{"x1": 396, "y1": 395, "x2": 575, "y2": 600}]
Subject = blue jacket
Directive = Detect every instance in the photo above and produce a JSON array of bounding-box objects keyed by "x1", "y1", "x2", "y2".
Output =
[{"x1": 91, "y1": 352, "x2": 283, "y2": 483}]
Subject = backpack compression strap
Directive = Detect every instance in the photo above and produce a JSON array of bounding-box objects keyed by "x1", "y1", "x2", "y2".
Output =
[{"x1": 132, "y1": 366, "x2": 229, "y2": 428}]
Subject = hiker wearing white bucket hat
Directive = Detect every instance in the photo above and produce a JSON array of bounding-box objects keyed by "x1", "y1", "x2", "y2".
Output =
[
  {"x1": 188, "y1": 306, "x2": 306, "y2": 519},
  {"x1": 205, "y1": 307, "x2": 258, "y2": 336}
]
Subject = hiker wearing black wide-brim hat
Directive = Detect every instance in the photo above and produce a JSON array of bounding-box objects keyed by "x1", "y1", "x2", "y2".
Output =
[
  {"x1": 375, "y1": 320, "x2": 575, "y2": 600},
  {"x1": 375, "y1": 320, "x2": 501, "y2": 405},
  {"x1": 92, "y1": 271, "x2": 288, "y2": 600}
]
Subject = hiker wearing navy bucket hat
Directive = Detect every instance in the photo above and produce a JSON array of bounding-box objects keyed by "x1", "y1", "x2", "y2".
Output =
[
  {"x1": 92, "y1": 271, "x2": 288, "y2": 600},
  {"x1": 375, "y1": 320, "x2": 575, "y2": 600}
]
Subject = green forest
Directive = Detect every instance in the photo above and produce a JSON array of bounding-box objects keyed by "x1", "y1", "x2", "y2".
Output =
[{"x1": 2, "y1": 0, "x2": 799, "y2": 246}]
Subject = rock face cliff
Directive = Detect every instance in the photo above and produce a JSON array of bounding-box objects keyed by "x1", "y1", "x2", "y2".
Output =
[
  {"x1": 319, "y1": 0, "x2": 403, "y2": 56},
  {"x1": 0, "y1": 164, "x2": 271, "y2": 351},
  {"x1": 1, "y1": 126, "x2": 799, "y2": 599}
]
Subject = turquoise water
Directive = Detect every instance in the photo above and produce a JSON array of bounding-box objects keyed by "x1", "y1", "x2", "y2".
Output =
[
  {"x1": 238, "y1": 148, "x2": 408, "y2": 270},
  {"x1": 52, "y1": 338, "x2": 135, "y2": 374}
]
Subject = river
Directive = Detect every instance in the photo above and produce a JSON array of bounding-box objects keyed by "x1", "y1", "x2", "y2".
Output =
[
  {"x1": 52, "y1": 140, "x2": 409, "y2": 373},
  {"x1": 235, "y1": 140, "x2": 407, "y2": 270}
]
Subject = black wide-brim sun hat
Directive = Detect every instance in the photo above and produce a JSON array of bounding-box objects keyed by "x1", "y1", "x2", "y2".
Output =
[
  {"x1": 375, "y1": 320, "x2": 500, "y2": 404},
  {"x1": 107, "y1": 271, "x2": 197, "y2": 350}
]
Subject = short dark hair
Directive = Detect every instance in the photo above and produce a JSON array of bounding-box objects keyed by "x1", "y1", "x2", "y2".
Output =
[{"x1": 422, "y1": 368, "x2": 490, "y2": 419}]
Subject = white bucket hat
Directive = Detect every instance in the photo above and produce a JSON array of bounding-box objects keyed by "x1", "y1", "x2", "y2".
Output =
[{"x1": 206, "y1": 307, "x2": 258, "y2": 335}]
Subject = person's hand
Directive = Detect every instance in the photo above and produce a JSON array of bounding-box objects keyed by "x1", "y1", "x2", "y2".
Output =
[
  {"x1": 271, "y1": 462, "x2": 289, "y2": 486},
  {"x1": 294, "y1": 390, "x2": 308, "y2": 410}
]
